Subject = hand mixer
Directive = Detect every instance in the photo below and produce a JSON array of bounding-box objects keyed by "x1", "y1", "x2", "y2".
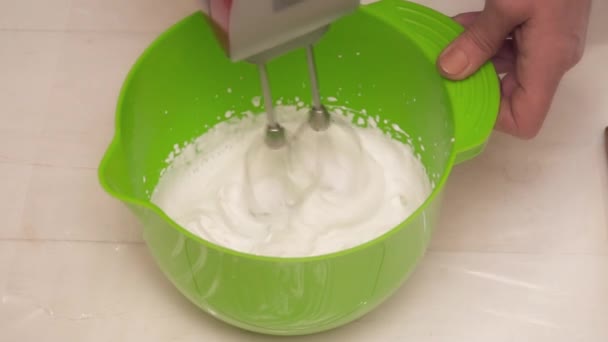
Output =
[{"x1": 207, "y1": 0, "x2": 360, "y2": 149}]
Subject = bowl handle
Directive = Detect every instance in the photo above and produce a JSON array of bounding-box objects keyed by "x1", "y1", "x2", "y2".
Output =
[{"x1": 362, "y1": 0, "x2": 500, "y2": 164}]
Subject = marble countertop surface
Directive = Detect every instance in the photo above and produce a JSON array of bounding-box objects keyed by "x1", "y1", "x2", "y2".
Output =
[{"x1": 1, "y1": 0, "x2": 606, "y2": 340}]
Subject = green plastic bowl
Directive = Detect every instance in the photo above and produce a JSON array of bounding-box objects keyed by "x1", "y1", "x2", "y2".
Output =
[{"x1": 98, "y1": 0, "x2": 499, "y2": 336}]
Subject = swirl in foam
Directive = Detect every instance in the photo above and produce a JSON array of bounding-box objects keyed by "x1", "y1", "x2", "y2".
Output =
[{"x1": 152, "y1": 106, "x2": 431, "y2": 257}]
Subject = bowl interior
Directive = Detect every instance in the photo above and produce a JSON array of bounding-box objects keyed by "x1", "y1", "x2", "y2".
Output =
[{"x1": 105, "y1": 9, "x2": 455, "y2": 205}]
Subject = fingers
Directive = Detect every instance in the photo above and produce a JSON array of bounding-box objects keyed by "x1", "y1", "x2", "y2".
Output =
[
  {"x1": 491, "y1": 39, "x2": 516, "y2": 74},
  {"x1": 452, "y1": 12, "x2": 480, "y2": 28},
  {"x1": 438, "y1": 6, "x2": 524, "y2": 80},
  {"x1": 495, "y1": 74, "x2": 555, "y2": 139},
  {"x1": 452, "y1": 12, "x2": 517, "y2": 74},
  {"x1": 445, "y1": 1, "x2": 591, "y2": 140},
  {"x1": 495, "y1": 51, "x2": 563, "y2": 139},
  {"x1": 494, "y1": 6, "x2": 579, "y2": 140}
]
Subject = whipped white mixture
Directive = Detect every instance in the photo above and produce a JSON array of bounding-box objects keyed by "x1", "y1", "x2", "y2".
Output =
[{"x1": 152, "y1": 106, "x2": 431, "y2": 257}]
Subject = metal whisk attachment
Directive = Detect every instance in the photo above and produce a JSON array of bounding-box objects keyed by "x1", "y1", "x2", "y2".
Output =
[
  {"x1": 305, "y1": 45, "x2": 330, "y2": 132},
  {"x1": 257, "y1": 63, "x2": 286, "y2": 149},
  {"x1": 257, "y1": 44, "x2": 329, "y2": 149}
]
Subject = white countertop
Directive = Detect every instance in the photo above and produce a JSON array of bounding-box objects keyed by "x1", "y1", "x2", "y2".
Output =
[{"x1": 1, "y1": 0, "x2": 607, "y2": 341}]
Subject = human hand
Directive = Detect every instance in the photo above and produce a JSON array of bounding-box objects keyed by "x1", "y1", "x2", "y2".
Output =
[{"x1": 437, "y1": 0, "x2": 591, "y2": 139}]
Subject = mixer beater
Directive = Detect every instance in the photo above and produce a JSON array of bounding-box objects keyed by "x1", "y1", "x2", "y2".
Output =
[
  {"x1": 256, "y1": 63, "x2": 286, "y2": 149},
  {"x1": 305, "y1": 45, "x2": 331, "y2": 133},
  {"x1": 257, "y1": 44, "x2": 331, "y2": 149},
  {"x1": 208, "y1": 0, "x2": 358, "y2": 148}
]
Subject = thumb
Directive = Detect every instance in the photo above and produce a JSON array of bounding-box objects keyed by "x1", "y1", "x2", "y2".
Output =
[{"x1": 438, "y1": 7, "x2": 521, "y2": 80}]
